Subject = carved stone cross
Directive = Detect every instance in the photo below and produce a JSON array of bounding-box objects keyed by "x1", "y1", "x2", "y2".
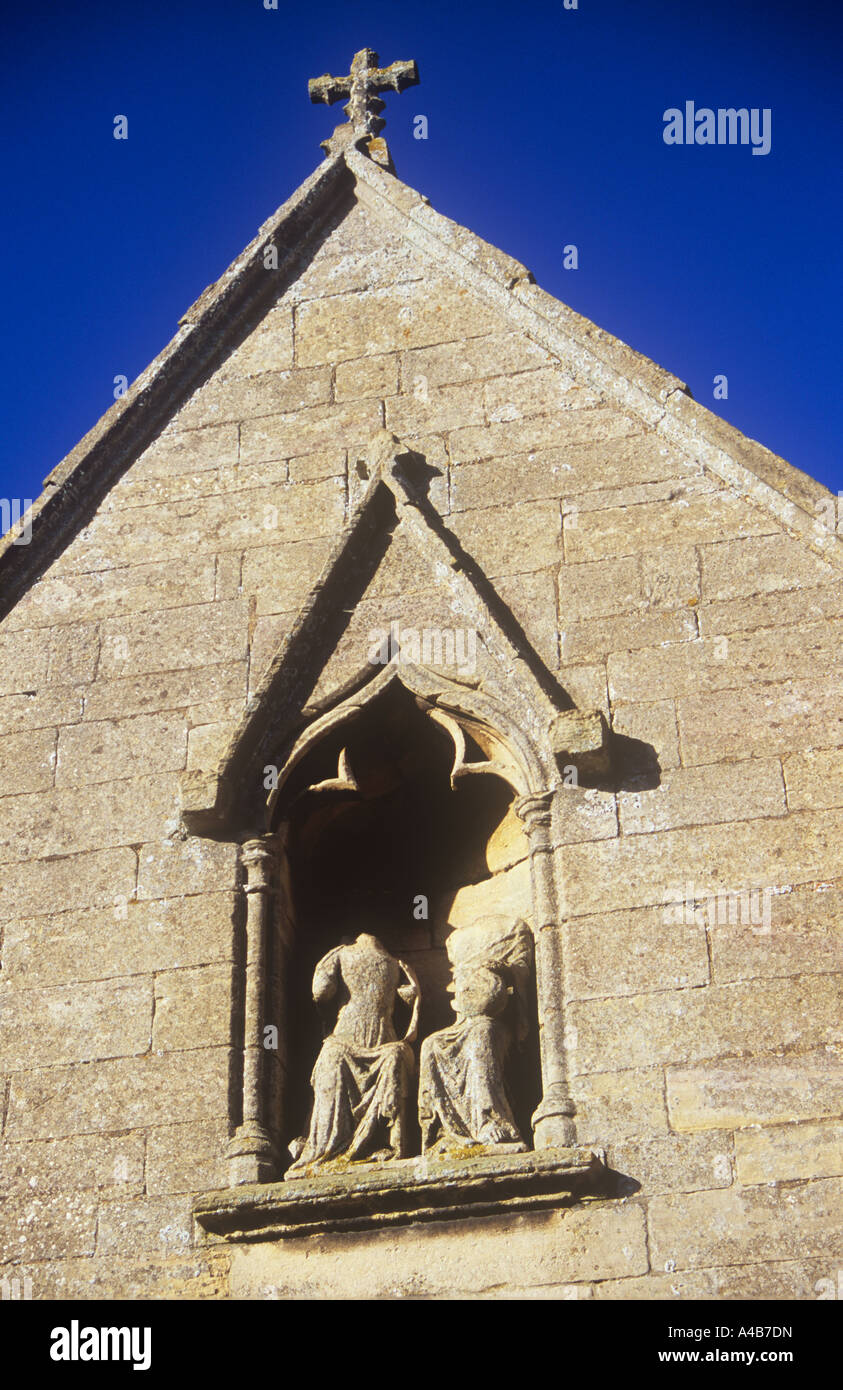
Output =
[{"x1": 308, "y1": 47, "x2": 419, "y2": 158}]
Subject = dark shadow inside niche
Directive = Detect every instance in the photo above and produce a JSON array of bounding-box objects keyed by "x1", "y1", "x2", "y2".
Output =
[{"x1": 279, "y1": 680, "x2": 541, "y2": 1161}]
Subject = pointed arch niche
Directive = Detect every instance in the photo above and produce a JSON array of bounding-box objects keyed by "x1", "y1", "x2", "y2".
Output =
[{"x1": 187, "y1": 431, "x2": 615, "y2": 1231}]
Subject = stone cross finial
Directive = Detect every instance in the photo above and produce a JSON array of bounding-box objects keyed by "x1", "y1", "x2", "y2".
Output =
[{"x1": 308, "y1": 47, "x2": 419, "y2": 163}]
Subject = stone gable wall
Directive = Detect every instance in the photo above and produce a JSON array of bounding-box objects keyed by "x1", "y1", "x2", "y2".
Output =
[{"x1": 0, "y1": 191, "x2": 840, "y2": 1299}]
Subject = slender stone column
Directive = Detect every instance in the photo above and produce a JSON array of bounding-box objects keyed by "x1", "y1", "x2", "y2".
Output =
[
  {"x1": 227, "y1": 836, "x2": 278, "y2": 1185},
  {"x1": 515, "y1": 791, "x2": 577, "y2": 1149}
]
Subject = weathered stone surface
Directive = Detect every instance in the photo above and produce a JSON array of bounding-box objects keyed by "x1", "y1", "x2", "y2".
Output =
[
  {"x1": 709, "y1": 881, "x2": 843, "y2": 984},
  {"x1": 666, "y1": 1051, "x2": 843, "y2": 1131},
  {"x1": 678, "y1": 676, "x2": 843, "y2": 765},
  {"x1": 568, "y1": 975, "x2": 842, "y2": 1075},
  {"x1": 0, "y1": 979, "x2": 152, "y2": 1069},
  {"x1": 4, "y1": 557, "x2": 217, "y2": 630},
  {"x1": 28, "y1": 1251, "x2": 231, "y2": 1300},
  {"x1": 136, "y1": 838, "x2": 238, "y2": 900},
  {"x1": 0, "y1": 1192, "x2": 98, "y2": 1264},
  {"x1": 82, "y1": 662, "x2": 246, "y2": 723},
  {"x1": 557, "y1": 809, "x2": 841, "y2": 917},
  {"x1": 56, "y1": 713, "x2": 187, "y2": 787},
  {"x1": 146, "y1": 1120, "x2": 230, "y2": 1196},
  {"x1": 564, "y1": 905, "x2": 709, "y2": 1000},
  {"x1": 0, "y1": 1132, "x2": 145, "y2": 1197},
  {"x1": 0, "y1": 686, "x2": 83, "y2": 737},
  {"x1": 335, "y1": 352, "x2": 398, "y2": 400},
  {"x1": 783, "y1": 748, "x2": 843, "y2": 812},
  {"x1": 699, "y1": 532, "x2": 837, "y2": 601},
  {"x1": 450, "y1": 500, "x2": 562, "y2": 577},
  {"x1": 610, "y1": 699, "x2": 680, "y2": 770},
  {"x1": 96, "y1": 1194, "x2": 195, "y2": 1257},
  {"x1": 0, "y1": 848, "x2": 137, "y2": 922},
  {"x1": 594, "y1": 1258, "x2": 836, "y2": 1301},
  {"x1": 240, "y1": 537, "x2": 333, "y2": 616},
  {"x1": 400, "y1": 332, "x2": 552, "y2": 390},
  {"x1": 570, "y1": 1068, "x2": 669, "y2": 1143},
  {"x1": 98, "y1": 602, "x2": 247, "y2": 680},
  {"x1": 697, "y1": 577, "x2": 843, "y2": 637},
  {"x1": 386, "y1": 381, "x2": 486, "y2": 437},
  {"x1": 3, "y1": 893, "x2": 236, "y2": 988},
  {"x1": 174, "y1": 366, "x2": 331, "y2": 432},
  {"x1": 648, "y1": 1179, "x2": 843, "y2": 1271},
  {"x1": 617, "y1": 759, "x2": 786, "y2": 836},
  {"x1": 294, "y1": 280, "x2": 502, "y2": 366},
  {"x1": 214, "y1": 307, "x2": 294, "y2": 379},
  {"x1": 0, "y1": 775, "x2": 181, "y2": 866},
  {"x1": 0, "y1": 727, "x2": 55, "y2": 794},
  {"x1": 734, "y1": 1120, "x2": 843, "y2": 1185},
  {"x1": 240, "y1": 403, "x2": 381, "y2": 465},
  {"x1": 153, "y1": 965, "x2": 234, "y2": 1051},
  {"x1": 566, "y1": 490, "x2": 776, "y2": 563},
  {"x1": 484, "y1": 366, "x2": 601, "y2": 421},
  {"x1": 561, "y1": 607, "x2": 697, "y2": 665},
  {"x1": 228, "y1": 1202, "x2": 648, "y2": 1297},
  {"x1": 5, "y1": 1049, "x2": 231, "y2": 1139},
  {"x1": 558, "y1": 546, "x2": 700, "y2": 623},
  {"x1": 131, "y1": 423, "x2": 240, "y2": 479},
  {"x1": 608, "y1": 1132, "x2": 733, "y2": 1196}
]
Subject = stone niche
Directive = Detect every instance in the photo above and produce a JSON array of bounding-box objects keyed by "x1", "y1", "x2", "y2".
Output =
[{"x1": 194, "y1": 667, "x2": 608, "y2": 1243}]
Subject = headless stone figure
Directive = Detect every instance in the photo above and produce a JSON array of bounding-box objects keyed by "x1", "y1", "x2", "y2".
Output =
[{"x1": 286, "y1": 933, "x2": 420, "y2": 1176}]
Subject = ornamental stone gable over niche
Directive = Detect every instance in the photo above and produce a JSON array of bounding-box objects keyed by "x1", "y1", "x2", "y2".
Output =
[{"x1": 0, "y1": 44, "x2": 841, "y2": 1301}]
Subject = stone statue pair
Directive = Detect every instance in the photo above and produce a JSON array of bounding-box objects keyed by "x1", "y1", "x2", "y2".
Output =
[{"x1": 286, "y1": 917, "x2": 532, "y2": 1177}]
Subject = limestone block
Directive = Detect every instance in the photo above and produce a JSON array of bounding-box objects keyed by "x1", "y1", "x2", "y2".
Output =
[
  {"x1": 697, "y1": 580, "x2": 843, "y2": 638},
  {"x1": 0, "y1": 1192, "x2": 98, "y2": 1264},
  {"x1": 214, "y1": 551, "x2": 242, "y2": 601},
  {"x1": 735, "y1": 1120, "x2": 843, "y2": 1185},
  {"x1": 386, "y1": 381, "x2": 486, "y2": 437},
  {"x1": 186, "y1": 722, "x2": 231, "y2": 774},
  {"x1": 131, "y1": 423, "x2": 240, "y2": 479},
  {"x1": 5, "y1": 1049, "x2": 231, "y2": 1139},
  {"x1": 557, "y1": 809, "x2": 841, "y2": 917},
  {"x1": 106, "y1": 459, "x2": 290, "y2": 511},
  {"x1": 400, "y1": 332, "x2": 553, "y2": 390},
  {"x1": 228, "y1": 1203, "x2": 648, "y2": 1298},
  {"x1": 0, "y1": 847, "x2": 137, "y2": 922},
  {"x1": 136, "y1": 838, "x2": 238, "y2": 900},
  {"x1": 56, "y1": 713, "x2": 188, "y2": 787},
  {"x1": 2, "y1": 557, "x2": 217, "y2": 629},
  {"x1": 99, "y1": 602, "x2": 247, "y2": 680},
  {"x1": 47, "y1": 623, "x2": 100, "y2": 686},
  {"x1": 609, "y1": 620, "x2": 843, "y2": 703},
  {"x1": 678, "y1": 676, "x2": 843, "y2": 765},
  {"x1": 450, "y1": 500, "x2": 562, "y2": 577},
  {"x1": 0, "y1": 686, "x2": 83, "y2": 737},
  {"x1": 82, "y1": 662, "x2": 247, "y2": 723},
  {"x1": 648, "y1": 1179, "x2": 843, "y2": 1272},
  {"x1": 0, "y1": 727, "x2": 55, "y2": 794},
  {"x1": 607, "y1": 1132, "x2": 733, "y2": 1195},
  {"x1": 569, "y1": 1067, "x2": 669, "y2": 1142},
  {"x1": 561, "y1": 608, "x2": 698, "y2": 666},
  {"x1": 564, "y1": 905, "x2": 709, "y2": 1000},
  {"x1": 287, "y1": 447, "x2": 348, "y2": 483},
  {"x1": 214, "y1": 307, "x2": 294, "y2": 379},
  {"x1": 174, "y1": 366, "x2": 331, "y2": 431},
  {"x1": 249, "y1": 614, "x2": 294, "y2": 694},
  {"x1": 146, "y1": 1120, "x2": 230, "y2": 1196},
  {"x1": 335, "y1": 352, "x2": 399, "y2": 400},
  {"x1": 0, "y1": 775, "x2": 182, "y2": 866},
  {"x1": 666, "y1": 1051, "x2": 843, "y2": 1131},
  {"x1": 241, "y1": 537, "x2": 334, "y2": 616},
  {"x1": 294, "y1": 280, "x2": 501, "y2": 366},
  {"x1": 0, "y1": 978, "x2": 153, "y2": 1069},
  {"x1": 96, "y1": 1195, "x2": 195, "y2": 1258},
  {"x1": 493, "y1": 569, "x2": 560, "y2": 670},
  {"x1": 553, "y1": 786, "x2": 618, "y2": 845},
  {"x1": 240, "y1": 402, "x2": 381, "y2": 465},
  {"x1": 558, "y1": 663, "x2": 609, "y2": 713},
  {"x1": 448, "y1": 409, "x2": 640, "y2": 469},
  {"x1": 709, "y1": 881, "x2": 843, "y2": 984},
  {"x1": 0, "y1": 627, "x2": 48, "y2": 696},
  {"x1": 567, "y1": 491, "x2": 776, "y2": 564},
  {"x1": 568, "y1": 974, "x2": 842, "y2": 1075},
  {"x1": 558, "y1": 547, "x2": 700, "y2": 623},
  {"x1": 484, "y1": 367, "x2": 601, "y2": 421},
  {"x1": 0, "y1": 1133, "x2": 145, "y2": 1197},
  {"x1": 152, "y1": 965, "x2": 234, "y2": 1051},
  {"x1": 432, "y1": 859, "x2": 531, "y2": 947},
  {"x1": 3, "y1": 893, "x2": 237, "y2": 988},
  {"x1": 594, "y1": 1258, "x2": 836, "y2": 1300},
  {"x1": 610, "y1": 700, "x2": 680, "y2": 771},
  {"x1": 30, "y1": 1251, "x2": 231, "y2": 1300},
  {"x1": 617, "y1": 759, "x2": 786, "y2": 836},
  {"x1": 783, "y1": 748, "x2": 843, "y2": 811},
  {"x1": 699, "y1": 532, "x2": 836, "y2": 602}
]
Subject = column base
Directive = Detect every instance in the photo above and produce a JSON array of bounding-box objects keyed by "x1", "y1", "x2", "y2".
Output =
[
  {"x1": 227, "y1": 1123, "x2": 277, "y2": 1186},
  {"x1": 532, "y1": 1087, "x2": 577, "y2": 1149}
]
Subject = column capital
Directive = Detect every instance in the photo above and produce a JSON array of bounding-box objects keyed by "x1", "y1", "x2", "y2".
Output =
[
  {"x1": 240, "y1": 836, "x2": 278, "y2": 891},
  {"x1": 514, "y1": 790, "x2": 554, "y2": 832}
]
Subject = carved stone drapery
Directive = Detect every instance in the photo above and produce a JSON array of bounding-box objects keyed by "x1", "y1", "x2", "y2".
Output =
[
  {"x1": 515, "y1": 791, "x2": 577, "y2": 1149},
  {"x1": 227, "y1": 836, "x2": 278, "y2": 1185}
]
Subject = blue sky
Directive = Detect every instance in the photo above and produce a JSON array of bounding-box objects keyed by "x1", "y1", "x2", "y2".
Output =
[{"x1": 1, "y1": 0, "x2": 840, "y2": 513}]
